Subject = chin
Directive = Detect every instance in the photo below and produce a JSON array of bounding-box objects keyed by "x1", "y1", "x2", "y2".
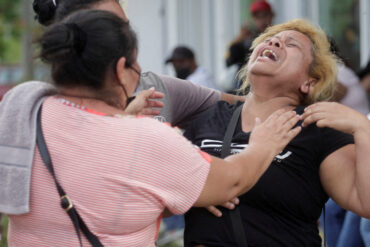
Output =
[{"x1": 248, "y1": 67, "x2": 274, "y2": 78}]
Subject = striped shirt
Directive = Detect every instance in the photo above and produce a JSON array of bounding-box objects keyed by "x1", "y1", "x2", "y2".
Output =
[{"x1": 8, "y1": 96, "x2": 210, "y2": 247}]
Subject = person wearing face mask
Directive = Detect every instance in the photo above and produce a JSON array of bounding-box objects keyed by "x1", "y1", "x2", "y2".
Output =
[{"x1": 165, "y1": 46, "x2": 219, "y2": 90}]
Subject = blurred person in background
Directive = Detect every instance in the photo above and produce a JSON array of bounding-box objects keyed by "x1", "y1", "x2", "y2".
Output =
[
  {"x1": 358, "y1": 60, "x2": 370, "y2": 108},
  {"x1": 330, "y1": 38, "x2": 369, "y2": 115},
  {"x1": 224, "y1": 0, "x2": 274, "y2": 92},
  {"x1": 165, "y1": 46, "x2": 219, "y2": 90}
]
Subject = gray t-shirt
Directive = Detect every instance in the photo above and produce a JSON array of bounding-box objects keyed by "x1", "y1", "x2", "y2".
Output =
[{"x1": 138, "y1": 72, "x2": 221, "y2": 128}]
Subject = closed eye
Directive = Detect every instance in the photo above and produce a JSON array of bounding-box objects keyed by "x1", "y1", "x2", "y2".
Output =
[{"x1": 287, "y1": 43, "x2": 299, "y2": 48}]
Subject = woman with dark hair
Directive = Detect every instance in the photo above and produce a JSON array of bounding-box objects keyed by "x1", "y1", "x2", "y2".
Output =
[
  {"x1": 0, "y1": 10, "x2": 301, "y2": 246},
  {"x1": 31, "y1": 0, "x2": 242, "y2": 128}
]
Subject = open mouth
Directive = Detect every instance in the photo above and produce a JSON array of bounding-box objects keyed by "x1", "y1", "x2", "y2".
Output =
[{"x1": 260, "y1": 49, "x2": 278, "y2": 61}]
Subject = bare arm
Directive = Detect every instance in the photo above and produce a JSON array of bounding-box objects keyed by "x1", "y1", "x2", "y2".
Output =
[
  {"x1": 302, "y1": 102, "x2": 370, "y2": 218},
  {"x1": 221, "y1": 93, "x2": 246, "y2": 105},
  {"x1": 194, "y1": 109, "x2": 301, "y2": 207}
]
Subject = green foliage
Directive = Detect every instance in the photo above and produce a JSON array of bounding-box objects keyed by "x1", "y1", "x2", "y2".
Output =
[
  {"x1": 159, "y1": 243, "x2": 182, "y2": 247},
  {"x1": 0, "y1": 215, "x2": 8, "y2": 247},
  {"x1": 0, "y1": 0, "x2": 22, "y2": 63}
]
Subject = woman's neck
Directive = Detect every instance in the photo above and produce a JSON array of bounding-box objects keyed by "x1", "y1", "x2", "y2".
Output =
[
  {"x1": 58, "y1": 87, "x2": 126, "y2": 116},
  {"x1": 241, "y1": 92, "x2": 299, "y2": 132}
]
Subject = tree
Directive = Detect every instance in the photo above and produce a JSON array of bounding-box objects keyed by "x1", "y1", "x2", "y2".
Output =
[{"x1": 0, "y1": 0, "x2": 22, "y2": 63}]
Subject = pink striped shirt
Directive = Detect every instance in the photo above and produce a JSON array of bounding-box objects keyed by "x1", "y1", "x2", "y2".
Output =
[{"x1": 8, "y1": 96, "x2": 210, "y2": 246}]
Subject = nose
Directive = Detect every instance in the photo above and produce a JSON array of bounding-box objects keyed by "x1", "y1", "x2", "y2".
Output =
[{"x1": 268, "y1": 37, "x2": 281, "y2": 48}]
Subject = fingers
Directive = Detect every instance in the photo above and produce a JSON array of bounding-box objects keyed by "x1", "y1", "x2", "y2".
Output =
[
  {"x1": 205, "y1": 197, "x2": 240, "y2": 217},
  {"x1": 206, "y1": 206, "x2": 223, "y2": 217},
  {"x1": 301, "y1": 113, "x2": 324, "y2": 127},
  {"x1": 287, "y1": 125, "x2": 302, "y2": 140},
  {"x1": 138, "y1": 108, "x2": 160, "y2": 116},
  {"x1": 150, "y1": 91, "x2": 164, "y2": 99},
  {"x1": 146, "y1": 100, "x2": 164, "y2": 108},
  {"x1": 282, "y1": 113, "x2": 301, "y2": 130},
  {"x1": 218, "y1": 197, "x2": 240, "y2": 211},
  {"x1": 136, "y1": 88, "x2": 155, "y2": 99},
  {"x1": 301, "y1": 102, "x2": 333, "y2": 127},
  {"x1": 265, "y1": 109, "x2": 300, "y2": 130},
  {"x1": 136, "y1": 87, "x2": 164, "y2": 100},
  {"x1": 229, "y1": 197, "x2": 240, "y2": 205},
  {"x1": 221, "y1": 201, "x2": 235, "y2": 210}
]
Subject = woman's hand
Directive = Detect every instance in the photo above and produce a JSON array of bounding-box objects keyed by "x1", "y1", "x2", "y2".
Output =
[
  {"x1": 249, "y1": 109, "x2": 302, "y2": 157},
  {"x1": 301, "y1": 102, "x2": 370, "y2": 135},
  {"x1": 206, "y1": 197, "x2": 240, "y2": 217},
  {"x1": 302, "y1": 102, "x2": 370, "y2": 218},
  {"x1": 194, "y1": 109, "x2": 302, "y2": 208},
  {"x1": 125, "y1": 87, "x2": 164, "y2": 116}
]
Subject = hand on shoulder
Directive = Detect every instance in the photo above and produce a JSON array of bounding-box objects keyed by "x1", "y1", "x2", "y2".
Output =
[{"x1": 301, "y1": 102, "x2": 370, "y2": 135}]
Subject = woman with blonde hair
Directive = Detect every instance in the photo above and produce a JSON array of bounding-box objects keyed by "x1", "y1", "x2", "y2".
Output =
[{"x1": 183, "y1": 19, "x2": 370, "y2": 247}]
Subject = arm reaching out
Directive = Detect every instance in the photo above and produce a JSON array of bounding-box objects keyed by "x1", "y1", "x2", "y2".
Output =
[
  {"x1": 301, "y1": 102, "x2": 369, "y2": 134},
  {"x1": 124, "y1": 87, "x2": 164, "y2": 116},
  {"x1": 194, "y1": 109, "x2": 302, "y2": 207},
  {"x1": 302, "y1": 102, "x2": 370, "y2": 218}
]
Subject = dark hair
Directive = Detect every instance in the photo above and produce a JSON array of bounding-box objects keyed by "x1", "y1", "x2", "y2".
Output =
[
  {"x1": 33, "y1": 0, "x2": 118, "y2": 26},
  {"x1": 33, "y1": 0, "x2": 59, "y2": 25},
  {"x1": 358, "y1": 60, "x2": 370, "y2": 79},
  {"x1": 40, "y1": 9, "x2": 137, "y2": 90},
  {"x1": 328, "y1": 36, "x2": 351, "y2": 68}
]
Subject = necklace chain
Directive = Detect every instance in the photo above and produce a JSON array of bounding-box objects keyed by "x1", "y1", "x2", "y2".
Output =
[
  {"x1": 58, "y1": 97, "x2": 129, "y2": 119},
  {"x1": 58, "y1": 98, "x2": 86, "y2": 110}
]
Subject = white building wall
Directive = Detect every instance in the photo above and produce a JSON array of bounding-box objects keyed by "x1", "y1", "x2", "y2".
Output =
[
  {"x1": 269, "y1": 0, "x2": 302, "y2": 24},
  {"x1": 124, "y1": 0, "x2": 240, "y2": 88},
  {"x1": 123, "y1": 0, "x2": 370, "y2": 84},
  {"x1": 360, "y1": 0, "x2": 370, "y2": 67},
  {"x1": 124, "y1": 0, "x2": 166, "y2": 74}
]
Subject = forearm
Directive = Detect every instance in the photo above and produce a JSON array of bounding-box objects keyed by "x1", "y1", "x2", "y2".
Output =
[
  {"x1": 194, "y1": 109, "x2": 301, "y2": 207},
  {"x1": 353, "y1": 121, "x2": 370, "y2": 216},
  {"x1": 221, "y1": 93, "x2": 245, "y2": 105},
  {"x1": 226, "y1": 144, "x2": 275, "y2": 196},
  {"x1": 195, "y1": 144, "x2": 275, "y2": 207}
]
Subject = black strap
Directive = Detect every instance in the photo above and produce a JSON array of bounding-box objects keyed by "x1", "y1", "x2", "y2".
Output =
[
  {"x1": 323, "y1": 206, "x2": 327, "y2": 247},
  {"x1": 36, "y1": 106, "x2": 104, "y2": 247},
  {"x1": 220, "y1": 103, "x2": 248, "y2": 247}
]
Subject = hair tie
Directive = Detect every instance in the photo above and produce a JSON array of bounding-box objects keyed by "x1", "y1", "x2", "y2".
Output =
[
  {"x1": 66, "y1": 23, "x2": 87, "y2": 55},
  {"x1": 52, "y1": 0, "x2": 57, "y2": 7}
]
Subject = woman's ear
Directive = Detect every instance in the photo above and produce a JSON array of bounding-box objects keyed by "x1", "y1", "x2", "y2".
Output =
[
  {"x1": 115, "y1": 57, "x2": 127, "y2": 86},
  {"x1": 300, "y1": 78, "x2": 317, "y2": 95}
]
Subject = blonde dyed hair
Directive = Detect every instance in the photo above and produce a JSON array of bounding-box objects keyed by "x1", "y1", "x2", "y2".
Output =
[{"x1": 239, "y1": 19, "x2": 339, "y2": 105}]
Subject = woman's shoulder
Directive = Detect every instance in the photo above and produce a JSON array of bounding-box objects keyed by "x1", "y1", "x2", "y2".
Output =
[
  {"x1": 184, "y1": 101, "x2": 240, "y2": 137},
  {"x1": 196, "y1": 100, "x2": 241, "y2": 121}
]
